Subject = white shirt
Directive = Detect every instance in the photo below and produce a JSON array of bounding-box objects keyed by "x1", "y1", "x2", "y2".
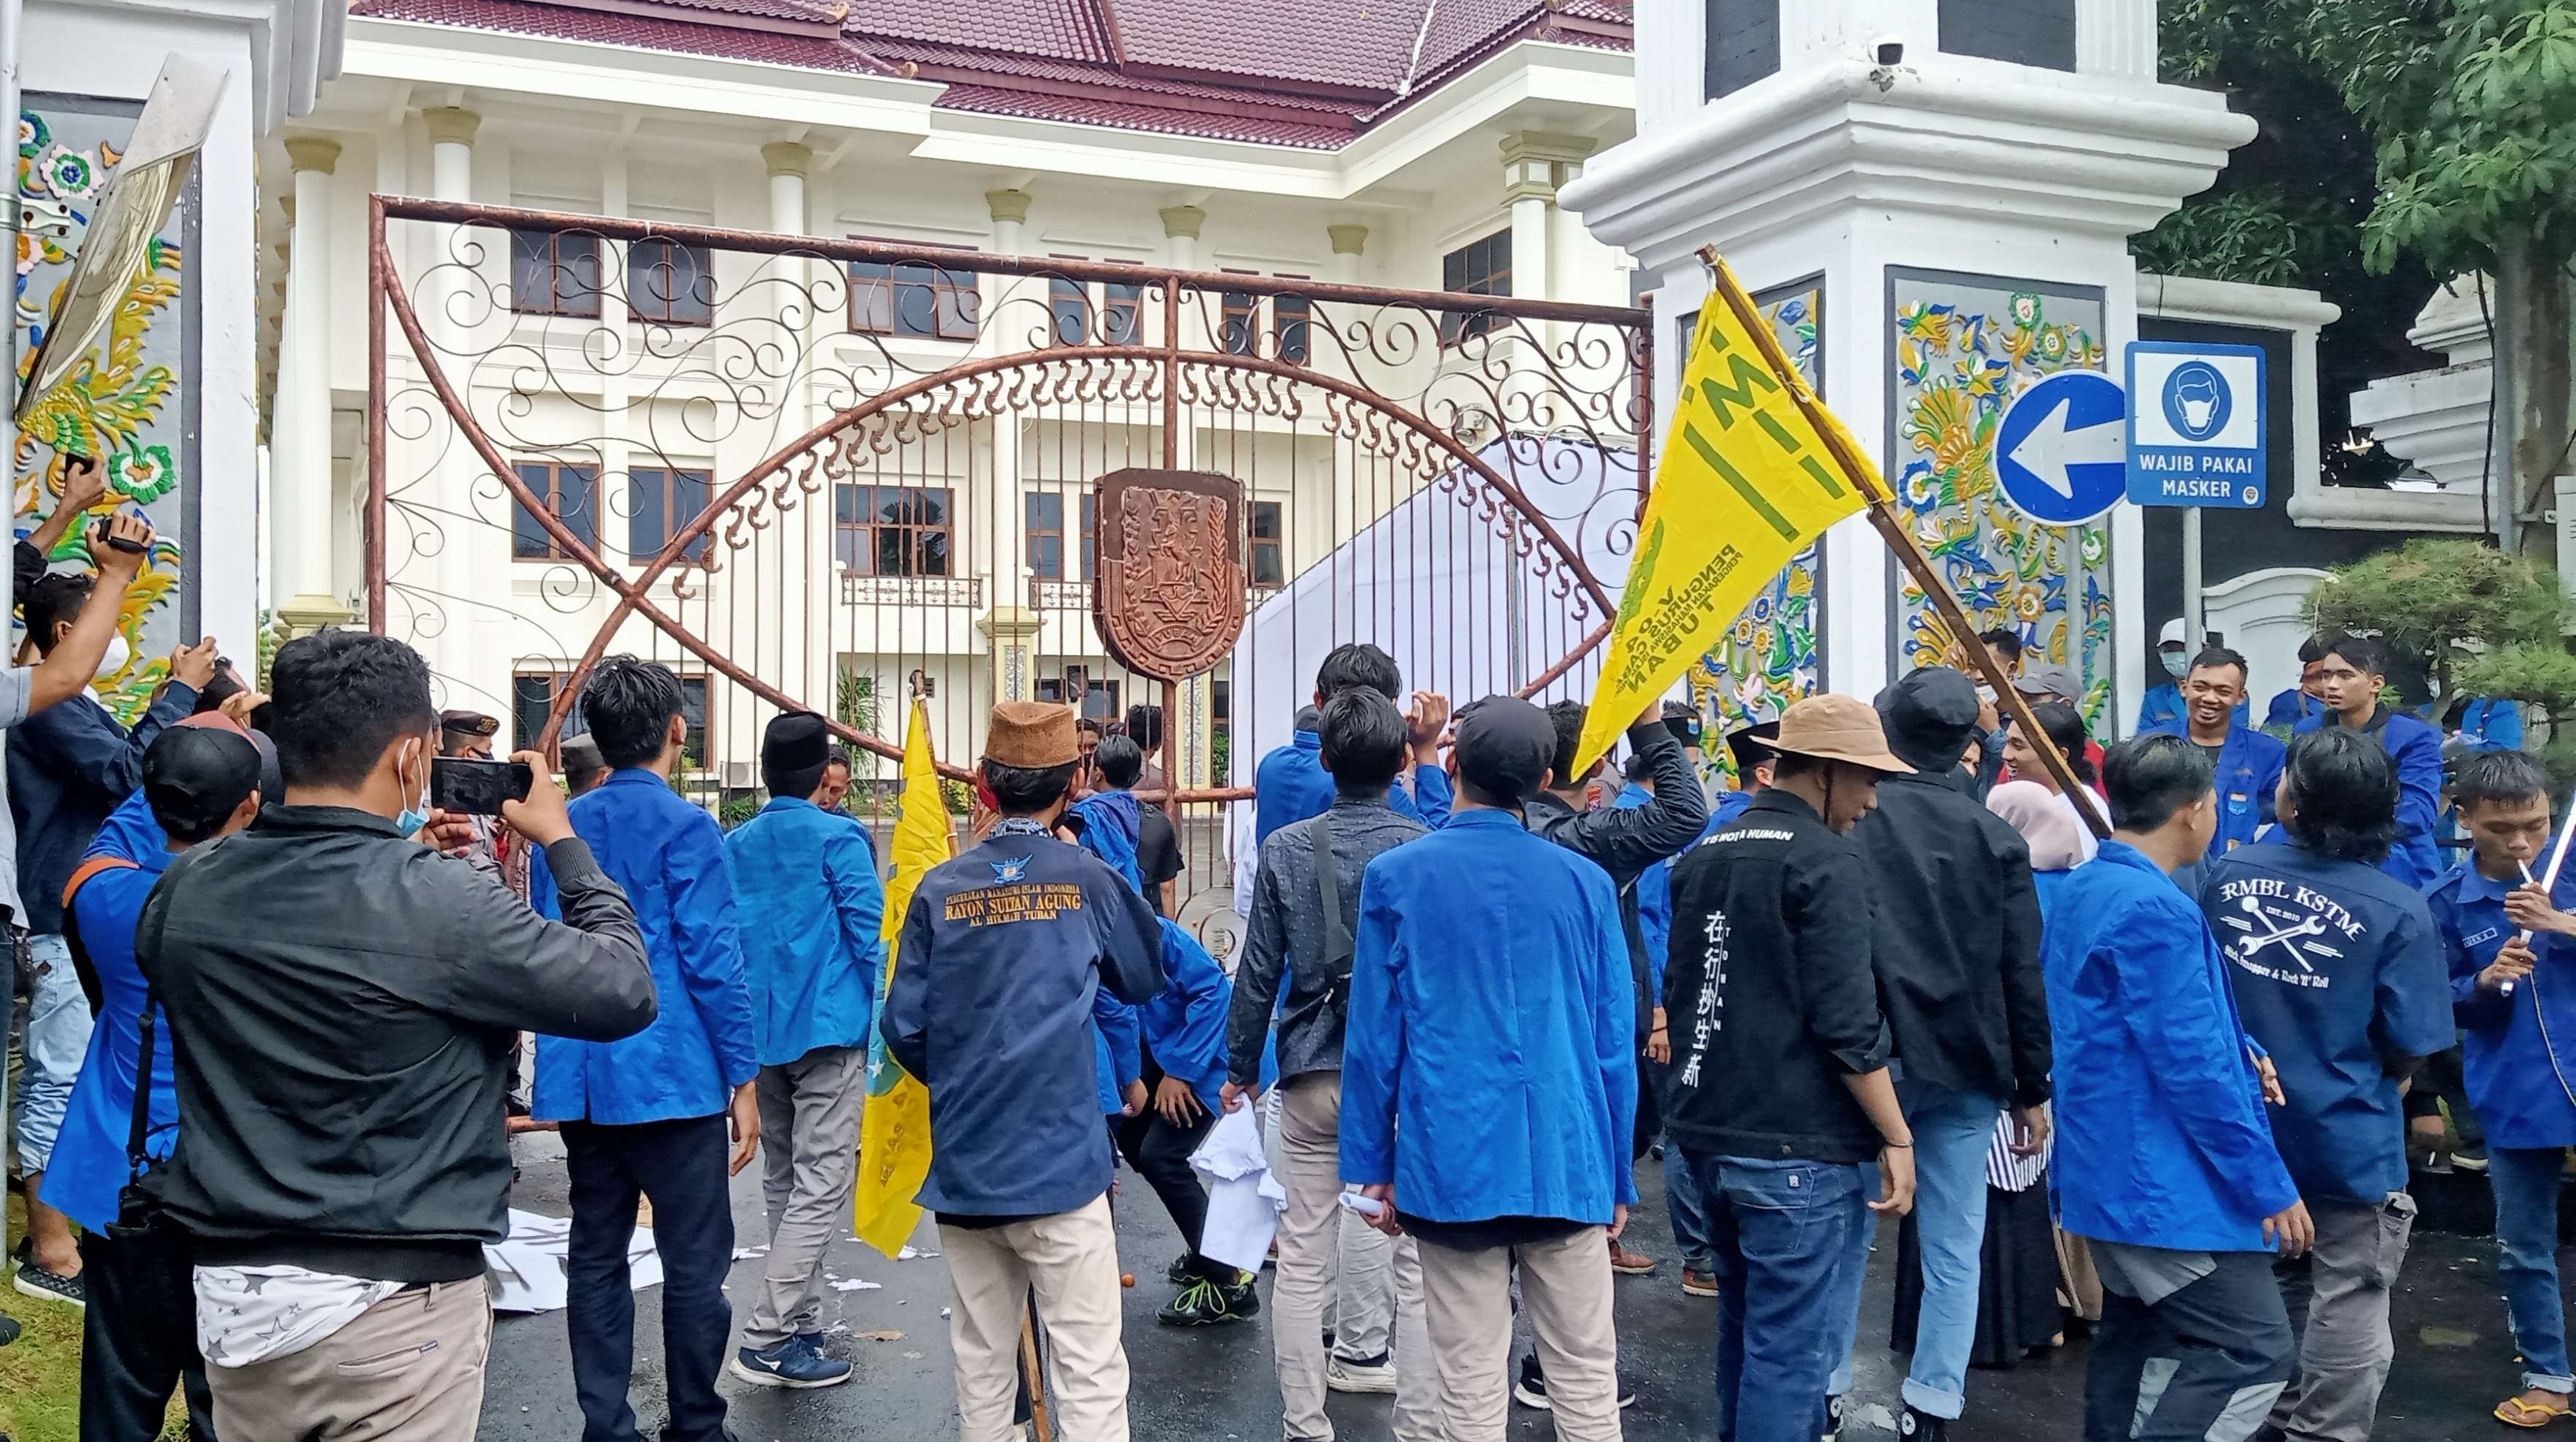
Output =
[{"x1": 194, "y1": 1264, "x2": 406, "y2": 1367}]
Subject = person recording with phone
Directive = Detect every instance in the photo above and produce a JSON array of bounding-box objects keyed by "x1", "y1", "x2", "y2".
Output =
[
  {"x1": 9, "y1": 501, "x2": 210, "y2": 1309},
  {"x1": 134, "y1": 629, "x2": 657, "y2": 1438}
]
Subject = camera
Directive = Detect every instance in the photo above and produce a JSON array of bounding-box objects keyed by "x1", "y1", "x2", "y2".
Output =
[{"x1": 1874, "y1": 37, "x2": 1904, "y2": 66}]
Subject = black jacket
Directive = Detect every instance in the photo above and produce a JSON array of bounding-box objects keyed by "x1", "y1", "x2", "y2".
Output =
[
  {"x1": 137, "y1": 805, "x2": 656, "y2": 1281},
  {"x1": 1663, "y1": 789, "x2": 1892, "y2": 1164},
  {"x1": 1525, "y1": 719, "x2": 1709, "y2": 1036},
  {"x1": 1855, "y1": 668, "x2": 2051, "y2": 1107}
]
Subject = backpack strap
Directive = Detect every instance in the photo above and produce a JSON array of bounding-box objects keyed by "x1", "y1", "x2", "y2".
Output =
[
  {"x1": 58, "y1": 854, "x2": 140, "y2": 1016},
  {"x1": 1314, "y1": 813, "x2": 1356, "y2": 998}
]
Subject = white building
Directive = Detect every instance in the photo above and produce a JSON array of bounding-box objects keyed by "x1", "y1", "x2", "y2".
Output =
[{"x1": 270, "y1": 0, "x2": 1641, "y2": 789}]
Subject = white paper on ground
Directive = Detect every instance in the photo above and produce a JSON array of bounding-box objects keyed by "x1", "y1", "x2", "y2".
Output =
[
  {"x1": 485, "y1": 1207, "x2": 664, "y2": 1314},
  {"x1": 1188, "y1": 1107, "x2": 1285, "y2": 1272}
]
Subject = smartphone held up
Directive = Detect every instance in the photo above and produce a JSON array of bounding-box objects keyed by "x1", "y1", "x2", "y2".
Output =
[{"x1": 430, "y1": 756, "x2": 534, "y2": 816}]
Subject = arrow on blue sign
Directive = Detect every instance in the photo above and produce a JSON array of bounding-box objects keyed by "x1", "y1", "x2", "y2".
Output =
[{"x1": 1993, "y1": 371, "x2": 2128, "y2": 525}]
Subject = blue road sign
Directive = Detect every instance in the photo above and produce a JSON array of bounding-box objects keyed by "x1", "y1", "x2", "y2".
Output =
[
  {"x1": 2127, "y1": 341, "x2": 2266, "y2": 509},
  {"x1": 1993, "y1": 371, "x2": 2127, "y2": 525}
]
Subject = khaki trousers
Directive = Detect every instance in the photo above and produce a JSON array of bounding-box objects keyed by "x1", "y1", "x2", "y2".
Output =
[
  {"x1": 1272, "y1": 1073, "x2": 1440, "y2": 1441},
  {"x1": 1416, "y1": 1226, "x2": 1620, "y2": 1442},
  {"x1": 941, "y1": 1194, "x2": 1131, "y2": 1442},
  {"x1": 205, "y1": 1279, "x2": 492, "y2": 1442}
]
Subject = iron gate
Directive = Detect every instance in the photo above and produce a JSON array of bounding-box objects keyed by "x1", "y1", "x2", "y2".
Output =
[{"x1": 363, "y1": 196, "x2": 1650, "y2": 950}]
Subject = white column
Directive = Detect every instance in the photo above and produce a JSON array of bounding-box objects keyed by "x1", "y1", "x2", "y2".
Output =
[
  {"x1": 986, "y1": 186, "x2": 1029, "y2": 257},
  {"x1": 1327, "y1": 223, "x2": 1367, "y2": 284},
  {"x1": 420, "y1": 107, "x2": 479, "y2": 680},
  {"x1": 1500, "y1": 132, "x2": 1596, "y2": 303},
  {"x1": 276, "y1": 135, "x2": 347, "y2": 631},
  {"x1": 1160, "y1": 204, "x2": 1203, "y2": 272}
]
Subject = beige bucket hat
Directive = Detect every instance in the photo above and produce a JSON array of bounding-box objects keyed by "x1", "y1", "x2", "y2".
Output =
[{"x1": 1768, "y1": 694, "x2": 1912, "y2": 775}]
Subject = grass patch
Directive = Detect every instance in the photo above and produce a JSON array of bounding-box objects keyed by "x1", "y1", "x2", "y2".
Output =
[{"x1": 0, "y1": 1193, "x2": 81, "y2": 1442}]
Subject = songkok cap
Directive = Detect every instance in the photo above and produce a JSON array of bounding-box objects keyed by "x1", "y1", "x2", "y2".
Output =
[
  {"x1": 1767, "y1": 694, "x2": 1910, "y2": 775},
  {"x1": 145, "y1": 714, "x2": 263, "y2": 837},
  {"x1": 439, "y1": 709, "x2": 499, "y2": 738},
  {"x1": 761, "y1": 710, "x2": 831, "y2": 773},
  {"x1": 1452, "y1": 694, "x2": 1555, "y2": 804},
  {"x1": 2012, "y1": 661, "x2": 2082, "y2": 701},
  {"x1": 986, "y1": 700, "x2": 1079, "y2": 769},
  {"x1": 1723, "y1": 720, "x2": 1779, "y2": 773},
  {"x1": 560, "y1": 732, "x2": 605, "y2": 772}
]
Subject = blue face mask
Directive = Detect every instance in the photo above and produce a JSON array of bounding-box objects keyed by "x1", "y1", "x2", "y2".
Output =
[{"x1": 395, "y1": 745, "x2": 430, "y2": 837}]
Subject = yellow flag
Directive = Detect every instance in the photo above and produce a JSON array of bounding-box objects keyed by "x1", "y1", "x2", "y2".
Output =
[
  {"x1": 1573, "y1": 256, "x2": 1879, "y2": 771},
  {"x1": 852, "y1": 697, "x2": 951, "y2": 1258}
]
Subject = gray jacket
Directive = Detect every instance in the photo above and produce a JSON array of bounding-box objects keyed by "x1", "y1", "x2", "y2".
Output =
[{"x1": 1227, "y1": 792, "x2": 1427, "y2": 1087}]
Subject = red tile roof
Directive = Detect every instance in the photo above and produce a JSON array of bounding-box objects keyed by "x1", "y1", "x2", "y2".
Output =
[{"x1": 352, "y1": 0, "x2": 1630, "y2": 149}]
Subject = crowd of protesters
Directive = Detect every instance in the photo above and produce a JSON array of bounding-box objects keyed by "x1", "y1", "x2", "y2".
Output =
[{"x1": 4, "y1": 567, "x2": 2575, "y2": 1442}]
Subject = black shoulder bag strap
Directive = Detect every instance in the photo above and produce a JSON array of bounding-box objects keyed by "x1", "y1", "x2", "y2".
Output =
[{"x1": 1314, "y1": 813, "x2": 1356, "y2": 1003}]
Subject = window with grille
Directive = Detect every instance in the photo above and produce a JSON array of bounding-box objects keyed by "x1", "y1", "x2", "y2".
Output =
[
  {"x1": 835, "y1": 485, "x2": 953, "y2": 575},
  {"x1": 1274, "y1": 289, "x2": 1312, "y2": 365},
  {"x1": 1221, "y1": 287, "x2": 1259, "y2": 357},
  {"x1": 628, "y1": 240, "x2": 713, "y2": 326},
  {"x1": 1049, "y1": 274, "x2": 1090, "y2": 346},
  {"x1": 511, "y1": 229, "x2": 603, "y2": 318},
  {"x1": 848, "y1": 248, "x2": 979, "y2": 340},
  {"x1": 628, "y1": 466, "x2": 712, "y2": 564},
  {"x1": 1036, "y1": 667, "x2": 1120, "y2": 721},
  {"x1": 1103, "y1": 278, "x2": 1144, "y2": 344},
  {"x1": 1440, "y1": 231, "x2": 1511, "y2": 344},
  {"x1": 512, "y1": 672, "x2": 584, "y2": 753},
  {"x1": 1249, "y1": 499, "x2": 1284, "y2": 587},
  {"x1": 1025, "y1": 492, "x2": 1096, "y2": 581},
  {"x1": 513, "y1": 461, "x2": 599, "y2": 561}
]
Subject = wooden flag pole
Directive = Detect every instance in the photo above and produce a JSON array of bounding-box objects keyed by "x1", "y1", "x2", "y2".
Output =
[
  {"x1": 1701, "y1": 246, "x2": 2111, "y2": 839},
  {"x1": 1021, "y1": 1297, "x2": 1055, "y2": 1442}
]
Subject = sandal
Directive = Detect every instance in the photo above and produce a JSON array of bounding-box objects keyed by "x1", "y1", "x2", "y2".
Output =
[{"x1": 2496, "y1": 1394, "x2": 2573, "y2": 1428}]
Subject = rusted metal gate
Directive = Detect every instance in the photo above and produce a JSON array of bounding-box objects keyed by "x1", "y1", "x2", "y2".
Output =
[{"x1": 363, "y1": 196, "x2": 1649, "y2": 950}]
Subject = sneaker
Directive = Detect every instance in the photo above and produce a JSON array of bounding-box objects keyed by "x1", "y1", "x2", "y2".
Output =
[
  {"x1": 1823, "y1": 1394, "x2": 1845, "y2": 1442},
  {"x1": 1157, "y1": 1273, "x2": 1260, "y2": 1327},
  {"x1": 1513, "y1": 1354, "x2": 1638, "y2": 1410},
  {"x1": 1898, "y1": 1405, "x2": 1948, "y2": 1440},
  {"x1": 12, "y1": 1259, "x2": 82, "y2": 1310},
  {"x1": 2453, "y1": 1144, "x2": 2491, "y2": 1173},
  {"x1": 1607, "y1": 1238, "x2": 1657, "y2": 1275},
  {"x1": 1326, "y1": 1353, "x2": 1398, "y2": 1394},
  {"x1": 730, "y1": 1336, "x2": 853, "y2": 1389},
  {"x1": 1166, "y1": 1253, "x2": 1195, "y2": 1286},
  {"x1": 1682, "y1": 1268, "x2": 1720, "y2": 1298},
  {"x1": 0, "y1": 1310, "x2": 19, "y2": 1348}
]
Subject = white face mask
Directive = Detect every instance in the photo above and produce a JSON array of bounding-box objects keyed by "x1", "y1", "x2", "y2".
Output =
[
  {"x1": 395, "y1": 740, "x2": 433, "y2": 835},
  {"x1": 91, "y1": 634, "x2": 130, "y2": 685}
]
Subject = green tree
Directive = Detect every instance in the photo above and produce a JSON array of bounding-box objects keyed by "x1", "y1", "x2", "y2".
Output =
[{"x1": 2304, "y1": 537, "x2": 2569, "y2": 702}]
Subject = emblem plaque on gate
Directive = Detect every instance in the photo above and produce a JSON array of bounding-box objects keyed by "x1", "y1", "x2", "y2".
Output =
[{"x1": 1093, "y1": 468, "x2": 1247, "y2": 680}]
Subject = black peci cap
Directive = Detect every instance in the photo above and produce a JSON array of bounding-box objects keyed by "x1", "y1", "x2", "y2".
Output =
[
  {"x1": 761, "y1": 710, "x2": 832, "y2": 773},
  {"x1": 1453, "y1": 694, "x2": 1556, "y2": 804},
  {"x1": 144, "y1": 720, "x2": 262, "y2": 840}
]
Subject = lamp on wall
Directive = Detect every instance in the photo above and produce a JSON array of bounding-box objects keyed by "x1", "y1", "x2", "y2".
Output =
[{"x1": 14, "y1": 53, "x2": 224, "y2": 443}]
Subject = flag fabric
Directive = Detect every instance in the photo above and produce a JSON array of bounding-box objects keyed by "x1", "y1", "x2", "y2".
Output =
[
  {"x1": 852, "y1": 697, "x2": 952, "y2": 1258},
  {"x1": 1573, "y1": 255, "x2": 1877, "y2": 772}
]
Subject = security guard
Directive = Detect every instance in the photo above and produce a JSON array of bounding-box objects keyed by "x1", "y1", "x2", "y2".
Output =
[{"x1": 881, "y1": 699, "x2": 1165, "y2": 1442}]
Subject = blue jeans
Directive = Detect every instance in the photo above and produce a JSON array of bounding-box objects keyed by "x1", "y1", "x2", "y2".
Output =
[
  {"x1": 1665, "y1": 1142, "x2": 1714, "y2": 1272},
  {"x1": 2492, "y1": 1145, "x2": 2575, "y2": 1392},
  {"x1": 1895, "y1": 1082, "x2": 2007, "y2": 1419},
  {"x1": 1692, "y1": 1151, "x2": 1866, "y2": 1442},
  {"x1": 18, "y1": 933, "x2": 91, "y2": 1175}
]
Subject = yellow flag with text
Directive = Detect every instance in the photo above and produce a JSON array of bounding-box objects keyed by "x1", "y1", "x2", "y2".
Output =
[
  {"x1": 1573, "y1": 257, "x2": 1880, "y2": 771},
  {"x1": 852, "y1": 698, "x2": 951, "y2": 1258}
]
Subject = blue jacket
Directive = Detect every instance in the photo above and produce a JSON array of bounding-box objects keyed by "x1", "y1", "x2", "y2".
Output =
[
  {"x1": 2437, "y1": 696, "x2": 2525, "y2": 753},
  {"x1": 1071, "y1": 791, "x2": 1144, "y2": 892},
  {"x1": 45, "y1": 787, "x2": 173, "y2": 1232},
  {"x1": 2428, "y1": 859, "x2": 2576, "y2": 1150},
  {"x1": 724, "y1": 796, "x2": 883, "y2": 1067},
  {"x1": 2137, "y1": 682, "x2": 2246, "y2": 737},
  {"x1": 7, "y1": 683, "x2": 194, "y2": 934},
  {"x1": 882, "y1": 825, "x2": 1166, "y2": 1215},
  {"x1": 1341, "y1": 808, "x2": 1636, "y2": 1225},
  {"x1": 1622, "y1": 784, "x2": 1741, "y2": 1003},
  {"x1": 2293, "y1": 707, "x2": 2444, "y2": 890},
  {"x1": 2265, "y1": 686, "x2": 2327, "y2": 732},
  {"x1": 2203, "y1": 838, "x2": 2451, "y2": 1204},
  {"x1": 2044, "y1": 841, "x2": 2298, "y2": 1251},
  {"x1": 1254, "y1": 728, "x2": 1451, "y2": 844},
  {"x1": 2140, "y1": 722, "x2": 2284, "y2": 860},
  {"x1": 1139, "y1": 919, "x2": 1245, "y2": 1115},
  {"x1": 531, "y1": 770, "x2": 757, "y2": 1124}
]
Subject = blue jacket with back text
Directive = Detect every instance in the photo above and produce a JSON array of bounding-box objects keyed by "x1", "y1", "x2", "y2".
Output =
[
  {"x1": 724, "y1": 794, "x2": 883, "y2": 1067},
  {"x1": 881, "y1": 826, "x2": 1166, "y2": 1215},
  {"x1": 531, "y1": 769, "x2": 758, "y2": 1124},
  {"x1": 1253, "y1": 726, "x2": 1451, "y2": 844},
  {"x1": 2140, "y1": 721, "x2": 2285, "y2": 860},
  {"x1": 2292, "y1": 706, "x2": 2444, "y2": 889},
  {"x1": 1340, "y1": 808, "x2": 1637, "y2": 1225},
  {"x1": 2043, "y1": 841, "x2": 2298, "y2": 1252}
]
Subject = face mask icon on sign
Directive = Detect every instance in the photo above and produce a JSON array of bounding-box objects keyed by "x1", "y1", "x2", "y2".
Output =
[{"x1": 2162, "y1": 362, "x2": 2230, "y2": 442}]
